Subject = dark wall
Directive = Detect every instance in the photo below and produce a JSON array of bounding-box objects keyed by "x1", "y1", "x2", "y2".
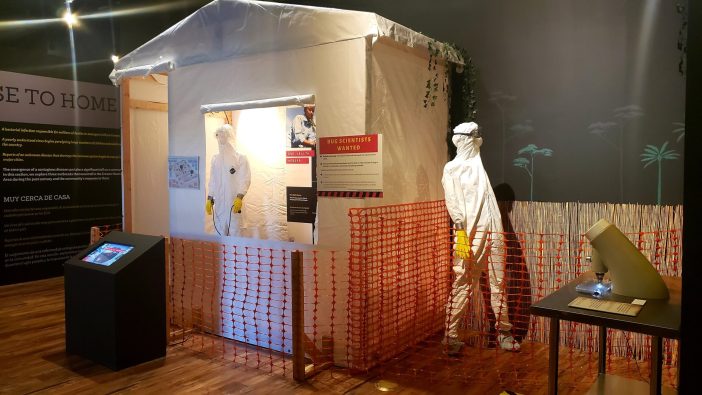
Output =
[
  {"x1": 680, "y1": 0, "x2": 699, "y2": 391},
  {"x1": 1, "y1": 1, "x2": 685, "y2": 204},
  {"x1": 283, "y1": 0, "x2": 687, "y2": 205},
  {"x1": 0, "y1": 0, "x2": 207, "y2": 84},
  {"x1": 1, "y1": 0, "x2": 697, "y2": 387}
]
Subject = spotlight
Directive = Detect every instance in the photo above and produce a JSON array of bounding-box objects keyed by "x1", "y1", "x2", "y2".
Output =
[
  {"x1": 111, "y1": 55, "x2": 119, "y2": 64},
  {"x1": 62, "y1": 10, "x2": 77, "y2": 27}
]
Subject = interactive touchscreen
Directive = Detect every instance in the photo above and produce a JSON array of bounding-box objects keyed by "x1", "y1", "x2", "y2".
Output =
[{"x1": 82, "y1": 242, "x2": 134, "y2": 266}]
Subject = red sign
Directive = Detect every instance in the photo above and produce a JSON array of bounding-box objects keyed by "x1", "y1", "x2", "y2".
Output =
[
  {"x1": 286, "y1": 157, "x2": 310, "y2": 164},
  {"x1": 286, "y1": 150, "x2": 315, "y2": 157},
  {"x1": 319, "y1": 135, "x2": 379, "y2": 155}
]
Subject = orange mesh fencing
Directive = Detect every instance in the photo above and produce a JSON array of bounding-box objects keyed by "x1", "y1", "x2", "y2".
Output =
[
  {"x1": 91, "y1": 200, "x2": 681, "y2": 392},
  {"x1": 345, "y1": 201, "x2": 681, "y2": 392},
  {"x1": 167, "y1": 237, "x2": 345, "y2": 380},
  {"x1": 347, "y1": 200, "x2": 452, "y2": 371},
  {"x1": 169, "y1": 238, "x2": 292, "y2": 375},
  {"x1": 300, "y1": 249, "x2": 345, "y2": 378}
]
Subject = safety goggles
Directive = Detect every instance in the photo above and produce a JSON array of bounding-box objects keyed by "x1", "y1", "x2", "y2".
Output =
[{"x1": 454, "y1": 128, "x2": 482, "y2": 138}]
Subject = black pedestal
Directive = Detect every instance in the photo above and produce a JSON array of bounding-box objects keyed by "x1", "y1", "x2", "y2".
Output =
[{"x1": 64, "y1": 231, "x2": 166, "y2": 370}]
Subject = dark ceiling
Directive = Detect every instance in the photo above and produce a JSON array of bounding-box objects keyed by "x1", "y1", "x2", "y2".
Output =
[
  {"x1": 0, "y1": 0, "x2": 412, "y2": 84},
  {"x1": 0, "y1": 0, "x2": 210, "y2": 84}
]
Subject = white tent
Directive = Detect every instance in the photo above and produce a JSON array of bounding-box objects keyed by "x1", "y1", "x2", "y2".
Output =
[
  {"x1": 113, "y1": 0, "x2": 457, "y2": 247},
  {"x1": 113, "y1": 0, "x2": 459, "y2": 363}
]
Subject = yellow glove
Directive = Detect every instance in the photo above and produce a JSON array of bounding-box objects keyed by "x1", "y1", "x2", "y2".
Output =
[
  {"x1": 455, "y1": 229, "x2": 471, "y2": 259},
  {"x1": 205, "y1": 197, "x2": 213, "y2": 215},
  {"x1": 233, "y1": 196, "x2": 243, "y2": 213}
]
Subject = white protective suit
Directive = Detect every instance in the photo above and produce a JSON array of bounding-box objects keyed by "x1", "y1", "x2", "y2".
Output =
[
  {"x1": 442, "y1": 122, "x2": 512, "y2": 339},
  {"x1": 208, "y1": 124, "x2": 251, "y2": 236}
]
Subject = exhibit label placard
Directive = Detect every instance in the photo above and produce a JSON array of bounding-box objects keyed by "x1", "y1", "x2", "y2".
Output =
[
  {"x1": 1, "y1": 70, "x2": 121, "y2": 284},
  {"x1": 568, "y1": 296, "x2": 643, "y2": 317},
  {"x1": 317, "y1": 134, "x2": 383, "y2": 197}
]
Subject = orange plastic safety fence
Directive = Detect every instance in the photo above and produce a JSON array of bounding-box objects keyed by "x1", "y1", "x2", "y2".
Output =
[
  {"x1": 301, "y1": 250, "x2": 345, "y2": 378},
  {"x1": 345, "y1": 201, "x2": 681, "y2": 392},
  {"x1": 347, "y1": 200, "x2": 453, "y2": 372},
  {"x1": 126, "y1": 199, "x2": 680, "y2": 392},
  {"x1": 167, "y1": 238, "x2": 345, "y2": 380},
  {"x1": 169, "y1": 238, "x2": 294, "y2": 376}
]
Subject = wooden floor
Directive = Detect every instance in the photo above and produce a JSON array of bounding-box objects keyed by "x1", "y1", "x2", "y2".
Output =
[{"x1": 0, "y1": 277, "x2": 665, "y2": 395}]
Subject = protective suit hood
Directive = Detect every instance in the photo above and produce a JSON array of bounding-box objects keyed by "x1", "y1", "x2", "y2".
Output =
[
  {"x1": 452, "y1": 122, "x2": 483, "y2": 160},
  {"x1": 215, "y1": 124, "x2": 241, "y2": 165}
]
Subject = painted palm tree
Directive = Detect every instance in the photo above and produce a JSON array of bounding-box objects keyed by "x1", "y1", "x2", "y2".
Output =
[
  {"x1": 672, "y1": 122, "x2": 685, "y2": 143},
  {"x1": 509, "y1": 120, "x2": 534, "y2": 140},
  {"x1": 641, "y1": 141, "x2": 680, "y2": 204},
  {"x1": 587, "y1": 121, "x2": 618, "y2": 147},
  {"x1": 489, "y1": 91, "x2": 516, "y2": 183},
  {"x1": 586, "y1": 106, "x2": 644, "y2": 201},
  {"x1": 612, "y1": 105, "x2": 644, "y2": 201},
  {"x1": 513, "y1": 144, "x2": 553, "y2": 201},
  {"x1": 587, "y1": 121, "x2": 619, "y2": 200}
]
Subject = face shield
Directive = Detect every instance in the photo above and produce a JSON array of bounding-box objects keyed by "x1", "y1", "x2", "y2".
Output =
[
  {"x1": 215, "y1": 124, "x2": 235, "y2": 147},
  {"x1": 453, "y1": 122, "x2": 481, "y2": 138},
  {"x1": 452, "y1": 122, "x2": 483, "y2": 149}
]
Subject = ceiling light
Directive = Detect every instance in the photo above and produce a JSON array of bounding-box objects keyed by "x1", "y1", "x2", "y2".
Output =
[{"x1": 62, "y1": 10, "x2": 77, "y2": 27}]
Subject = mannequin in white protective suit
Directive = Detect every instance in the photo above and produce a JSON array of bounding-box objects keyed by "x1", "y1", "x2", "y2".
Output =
[
  {"x1": 206, "y1": 124, "x2": 251, "y2": 236},
  {"x1": 441, "y1": 122, "x2": 520, "y2": 355}
]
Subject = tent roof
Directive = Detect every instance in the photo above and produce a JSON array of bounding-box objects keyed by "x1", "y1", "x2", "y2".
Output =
[{"x1": 111, "y1": 0, "x2": 461, "y2": 84}]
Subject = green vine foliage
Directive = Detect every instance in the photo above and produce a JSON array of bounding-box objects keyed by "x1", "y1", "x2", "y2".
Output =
[
  {"x1": 448, "y1": 43, "x2": 478, "y2": 123},
  {"x1": 423, "y1": 40, "x2": 478, "y2": 159},
  {"x1": 423, "y1": 40, "x2": 442, "y2": 108},
  {"x1": 676, "y1": 2, "x2": 687, "y2": 76},
  {"x1": 423, "y1": 40, "x2": 477, "y2": 122}
]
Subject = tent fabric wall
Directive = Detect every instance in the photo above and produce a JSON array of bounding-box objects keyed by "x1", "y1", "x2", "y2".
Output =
[
  {"x1": 110, "y1": 0, "x2": 460, "y2": 85},
  {"x1": 369, "y1": 41, "x2": 449, "y2": 206},
  {"x1": 117, "y1": 1, "x2": 453, "y2": 366},
  {"x1": 114, "y1": 0, "x2": 455, "y2": 250},
  {"x1": 123, "y1": 19, "x2": 451, "y2": 251},
  {"x1": 168, "y1": 38, "x2": 368, "y2": 249},
  {"x1": 128, "y1": 77, "x2": 169, "y2": 237}
]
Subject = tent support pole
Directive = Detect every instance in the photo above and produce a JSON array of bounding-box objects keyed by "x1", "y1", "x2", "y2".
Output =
[
  {"x1": 365, "y1": 36, "x2": 373, "y2": 136},
  {"x1": 121, "y1": 78, "x2": 132, "y2": 232},
  {"x1": 292, "y1": 250, "x2": 305, "y2": 381}
]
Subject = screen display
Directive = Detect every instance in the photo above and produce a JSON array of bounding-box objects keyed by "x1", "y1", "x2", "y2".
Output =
[{"x1": 82, "y1": 242, "x2": 134, "y2": 266}]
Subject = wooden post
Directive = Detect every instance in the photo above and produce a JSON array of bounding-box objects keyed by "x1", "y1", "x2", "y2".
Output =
[
  {"x1": 598, "y1": 326, "x2": 607, "y2": 374},
  {"x1": 292, "y1": 250, "x2": 305, "y2": 381},
  {"x1": 165, "y1": 237, "x2": 171, "y2": 344},
  {"x1": 89, "y1": 226, "x2": 101, "y2": 245},
  {"x1": 121, "y1": 78, "x2": 132, "y2": 232}
]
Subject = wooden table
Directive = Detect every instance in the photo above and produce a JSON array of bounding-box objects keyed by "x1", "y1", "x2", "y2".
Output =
[{"x1": 530, "y1": 273, "x2": 680, "y2": 395}]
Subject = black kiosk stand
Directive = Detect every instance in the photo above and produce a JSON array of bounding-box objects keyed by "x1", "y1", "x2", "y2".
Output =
[{"x1": 64, "y1": 231, "x2": 166, "y2": 370}]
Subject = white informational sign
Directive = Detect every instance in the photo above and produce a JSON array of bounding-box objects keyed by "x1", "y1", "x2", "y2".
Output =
[
  {"x1": 168, "y1": 156, "x2": 199, "y2": 189},
  {"x1": 317, "y1": 134, "x2": 383, "y2": 198}
]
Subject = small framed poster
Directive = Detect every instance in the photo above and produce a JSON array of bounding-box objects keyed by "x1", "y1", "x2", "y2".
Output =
[{"x1": 168, "y1": 156, "x2": 199, "y2": 189}]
